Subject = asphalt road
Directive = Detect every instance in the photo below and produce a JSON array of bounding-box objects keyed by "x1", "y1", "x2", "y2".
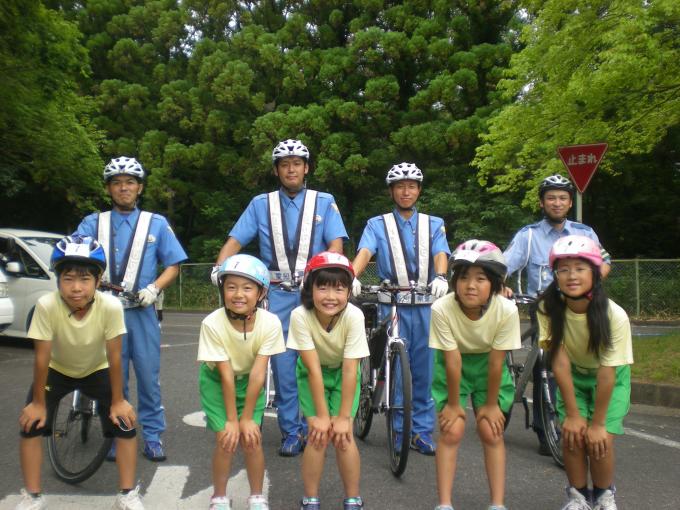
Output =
[{"x1": 1, "y1": 311, "x2": 679, "y2": 509}]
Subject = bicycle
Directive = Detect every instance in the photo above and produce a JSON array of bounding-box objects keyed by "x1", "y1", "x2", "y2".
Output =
[
  {"x1": 505, "y1": 294, "x2": 563, "y2": 467},
  {"x1": 47, "y1": 389, "x2": 113, "y2": 483},
  {"x1": 353, "y1": 281, "x2": 433, "y2": 477}
]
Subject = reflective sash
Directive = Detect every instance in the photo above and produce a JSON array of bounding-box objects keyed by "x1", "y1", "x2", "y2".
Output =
[
  {"x1": 97, "y1": 210, "x2": 152, "y2": 301},
  {"x1": 382, "y1": 212, "x2": 431, "y2": 288},
  {"x1": 267, "y1": 190, "x2": 317, "y2": 281}
]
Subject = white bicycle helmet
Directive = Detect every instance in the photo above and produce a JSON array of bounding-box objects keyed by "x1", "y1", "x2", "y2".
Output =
[
  {"x1": 385, "y1": 162, "x2": 423, "y2": 185},
  {"x1": 539, "y1": 174, "x2": 574, "y2": 198},
  {"x1": 272, "y1": 139, "x2": 310, "y2": 163},
  {"x1": 449, "y1": 239, "x2": 507, "y2": 279},
  {"x1": 103, "y1": 157, "x2": 145, "y2": 182}
]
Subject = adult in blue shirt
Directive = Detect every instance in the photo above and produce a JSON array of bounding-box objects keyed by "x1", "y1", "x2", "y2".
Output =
[
  {"x1": 76, "y1": 157, "x2": 188, "y2": 462},
  {"x1": 213, "y1": 139, "x2": 348, "y2": 457},
  {"x1": 351, "y1": 163, "x2": 450, "y2": 455},
  {"x1": 503, "y1": 174, "x2": 610, "y2": 455}
]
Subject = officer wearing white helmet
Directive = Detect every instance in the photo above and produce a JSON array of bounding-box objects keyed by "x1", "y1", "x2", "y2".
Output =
[
  {"x1": 75, "y1": 156, "x2": 187, "y2": 462},
  {"x1": 351, "y1": 162, "x2": 451, "y2": 456},
  {"x1": 213, "y1": 139, "x2": 348, "y2": 457}
]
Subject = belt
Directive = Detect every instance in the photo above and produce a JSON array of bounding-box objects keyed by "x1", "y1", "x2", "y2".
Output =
[
  {"x1": 377, "y1": 290, "x2": 435, "y2": 305},
  {"x1": 269, "y1": 270, "x2": 304, "y2": 282}
]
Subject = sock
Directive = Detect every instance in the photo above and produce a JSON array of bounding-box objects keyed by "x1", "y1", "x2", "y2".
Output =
[
  {"x1": 120, "y1": 488, "x2": 132, "y2": 495},
  {"x1": 29, "y1": 492, "x2": 42, "y2": 499},
  {"x1": 593, "y1": 486, "x2": 611, "y2": 500},
  {"x1": 576, "y1": 486, "x2": 590, "y2": 500}
]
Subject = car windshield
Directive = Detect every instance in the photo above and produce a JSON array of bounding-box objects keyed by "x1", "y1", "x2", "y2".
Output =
[{"x1": 21, "y1": 237, "x2": 61, "y2": 266}]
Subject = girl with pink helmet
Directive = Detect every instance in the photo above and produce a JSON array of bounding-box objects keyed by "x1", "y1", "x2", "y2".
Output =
[{"x1": 538, "y1": 235, "x2": 633, "y2": 510}]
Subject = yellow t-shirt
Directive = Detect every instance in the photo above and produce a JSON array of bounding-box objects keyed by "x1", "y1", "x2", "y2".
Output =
[
  {"x1": 287, "y1": 303, "x2": 369, "y2": 367},
  {"x1": 197, "y1": 308, "x2": 285, "y2": 375},
  {"x1": 538, "y1": 299, "x2": 633, "y2": 369},
  {"x1": 429, "y1": 293, "x2": 521, "y2": 353},
  {"x1": 27, "y1": 291, "x2": 126, "y2": 378}
]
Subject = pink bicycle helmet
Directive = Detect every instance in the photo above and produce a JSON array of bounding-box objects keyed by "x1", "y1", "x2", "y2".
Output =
[
  {"x1": 449, "y1": 240, "x2": 507, "y2": 278},
  {"x1": 549, "y1": 235, "x2": 603, "y2": 268}
]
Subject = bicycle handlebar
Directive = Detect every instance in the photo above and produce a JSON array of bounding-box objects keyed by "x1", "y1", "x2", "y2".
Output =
[
  {"x1": 99, "y1": 281, "x2": 140, "y2": 303},
  {"x1": 512, "y1": 293, "x2": 537, "y2": 306},
  {"x1": 361, "y1": 280, "x2": 431, "y2": 295}
]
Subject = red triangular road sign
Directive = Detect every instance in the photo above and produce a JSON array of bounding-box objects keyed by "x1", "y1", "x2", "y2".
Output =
[{"x1": 557, "y1": 143, "x2": 608, "y2": 193}]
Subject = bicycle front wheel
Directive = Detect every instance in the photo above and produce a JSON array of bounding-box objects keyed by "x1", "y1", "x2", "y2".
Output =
[
  {"x1": 386, "y1": 341, "x2": 411, "y2": 477},
  {"x1": 354, "y1": 356, "x2": 374, "y2": 439},
  {"x1": 47, "y1": 391, "x2": 113, "y2": 484},
  {"x1": 539, "y1": 370, "x2": 565, "y2": 468}
]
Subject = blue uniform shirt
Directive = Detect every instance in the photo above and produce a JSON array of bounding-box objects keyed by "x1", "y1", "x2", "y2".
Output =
[
  {"x1": 357, "y1": 208, "x2": 450, "y2": 282},
  {"x1": 229, "y1": 188, "x2": 348, "y2": 268},
  {"x1": 504, "y1": 218, "x2": 606, "y2": 296},
  {"x1": 76, "y1": 208, "x2": 188, "y2": 289}
]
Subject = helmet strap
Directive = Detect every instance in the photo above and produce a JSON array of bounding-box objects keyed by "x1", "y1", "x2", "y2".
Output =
[
  {"x1": 62, "y1": 295, "x2": 96, "y2": 318},
  {"x1": 225, "y1": 308, "x2": 258, "y2": 341}
]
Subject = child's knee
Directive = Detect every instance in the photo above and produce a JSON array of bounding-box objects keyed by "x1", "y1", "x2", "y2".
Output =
[
  {"x1": 477, "y1": 420, "x2": 503, "y2": 445},
  {"x1": 439, "y1": 422, "x2": 465, "y2": 446}
]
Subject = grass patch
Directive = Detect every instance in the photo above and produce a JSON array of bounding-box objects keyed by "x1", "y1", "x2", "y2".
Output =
[{"x1": 632, "y1": 334, "x2": 680, "y2": 386}]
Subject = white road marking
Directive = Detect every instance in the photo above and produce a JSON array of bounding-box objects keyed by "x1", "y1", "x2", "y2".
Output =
[
  {"x1": 160, "y1": 341, "x2": 199, "y2": 348},
  {"x1": 624, "y1": 427, "x2": 680, "y2": 449},
  {"x1": 0, "y1": 465, "x2": 269, "y2": 509},
  {"x1": 183, "y1": 410, "x2": 277, "y2": 429}
]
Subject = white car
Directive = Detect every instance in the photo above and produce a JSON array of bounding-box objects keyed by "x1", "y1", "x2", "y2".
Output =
[
  {"x1": 0, "y1": 267, "x2": 14, "y2": 332},
  {"x1": 0, "y1": 229, "x2": 63, "y2": 338}
]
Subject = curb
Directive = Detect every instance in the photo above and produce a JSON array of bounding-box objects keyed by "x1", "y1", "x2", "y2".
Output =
[{"x1": 631, "y1": 381, "x2": 680, "y2": 409}]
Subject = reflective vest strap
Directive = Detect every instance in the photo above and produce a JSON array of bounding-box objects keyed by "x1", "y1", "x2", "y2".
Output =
[
  {"x1": 295, "y1": 190, "x2": 317, "y2": 274},
  {"x1": 97, "y1": 212, "x2": 112, "y2": 283},
  {"x1": 268, "y1": 191, "x2": 291, "y2": 274},
  {"x1": 121, "y1": 211, "x2": 152, "y2": 292},
  {"x1": 382, "y1": 213, "x2": 410, "y2": 287},
  {"x1": 417, "y1": 213, "x2": 431, "y2": 287}
]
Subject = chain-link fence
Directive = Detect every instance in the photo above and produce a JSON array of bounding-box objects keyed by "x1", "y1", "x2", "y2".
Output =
[{"x1": 163, "y1": 260, "x2": 680, "y2": 320}]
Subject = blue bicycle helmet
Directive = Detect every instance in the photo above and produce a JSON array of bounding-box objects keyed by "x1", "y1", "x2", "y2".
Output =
[
  {"x1": 217, "y1": 254, "x2": 270, "y2": 290},
  {"x1": 51, "y1": 235, "x2": 107, "y2": 273}
]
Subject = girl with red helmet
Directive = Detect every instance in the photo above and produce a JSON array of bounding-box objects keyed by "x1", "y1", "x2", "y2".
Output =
[
  {"x1": 287, "y1": 252, "x2": 369, "y2": 510},
  {"x1": 538, "y1": 235, "x2": 633, "y2": 510},
  {"x1": 429, "y1": 240, "x2": 521, "y2": 510}
]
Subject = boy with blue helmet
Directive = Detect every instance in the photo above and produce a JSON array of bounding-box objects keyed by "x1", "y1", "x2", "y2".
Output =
[
  {"x1": 198, "y1": 254, "x2": 285, "y2": 510},
  {"x1": 16, "y1": 236, "x2": 145, "y2": 510}
]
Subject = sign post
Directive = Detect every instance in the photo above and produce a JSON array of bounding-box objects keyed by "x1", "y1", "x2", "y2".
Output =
[{"x1": 557, "y1": 143, "x2": 608, "y2": 222}]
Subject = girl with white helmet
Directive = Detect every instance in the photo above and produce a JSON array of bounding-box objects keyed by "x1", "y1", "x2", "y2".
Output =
[
  {"x1": 197, "y1": 254, "x2": 286, "y2": 510},
  {"x1": 429, "y1": 240, "x2": 520, "y2": 510},
  {"x1": 287, "y1": 252, "x2": 369, "y2": 510},
  {"x1": 538, "y1": 235, "x2": 632, "y2": 510}
]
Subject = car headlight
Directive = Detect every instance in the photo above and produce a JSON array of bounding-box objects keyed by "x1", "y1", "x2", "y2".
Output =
[{"x1": 0, "y1": 282, "x2": 7, "y2": 298}]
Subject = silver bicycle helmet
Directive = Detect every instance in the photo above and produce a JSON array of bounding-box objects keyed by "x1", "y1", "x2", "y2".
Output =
[
  {"x1": 539, "y1": 174, "x2": 574, "y2": 198},
  {"x1": 103, "y1": 157, "x2": 145, "y2": 182},
  {"x1": 272, "y1": 139, "x2": 310, "y2": 163},
  {"x1": 385, "y1": 162, "x2": 423, "y2": 186},
  {"x1": 449, "y1": 239, "x2": 507, "y2": 279}
]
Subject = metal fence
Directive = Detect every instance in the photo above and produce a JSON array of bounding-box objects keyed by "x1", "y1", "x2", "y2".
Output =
[{"x1": 163, "y1": 259, "x2": 680, "y2": 320}]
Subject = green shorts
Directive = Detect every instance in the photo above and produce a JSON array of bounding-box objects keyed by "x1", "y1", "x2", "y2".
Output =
[
  {"x1": 296, "y1": 357, "x2": 361, "y2": 418},
  {"x1": 432, "y1": 350, "x2": 514, "y2": 413},
  {"x1": 556, "y1": 364, "x2": 631, "y2": 435},
  {"x1": 199, "y1": 363, "x2": 266, "y2": 432}
]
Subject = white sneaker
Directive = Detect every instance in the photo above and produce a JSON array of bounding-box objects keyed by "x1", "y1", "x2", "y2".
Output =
[
  {"x1": 561, "y1": 487, "x2": 593, "y2": 510},
  {"x1": 209, "y1": 496, "x2": 231, "y2": 510},
  {"x1": 15, "y1": 490, "x2": 46, "y2": 510},
  {"x1": 112, "y1": 486, "x2": 145, "y2": 510},
  {"x1": 248, "y1": 494, "x2": 269, "y2": 510},
  {"x1": 593, "y1": 489, "x2": 617, "y2": 510}
]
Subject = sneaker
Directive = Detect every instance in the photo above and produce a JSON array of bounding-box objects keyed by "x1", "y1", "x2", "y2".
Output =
[
  {"x1": 209, "y1": 496, "x2": 231, "y2": 510},
  {"x1": 300, "y1": 497, "x2": 321, "y2": 510},
  {"x1": 489, "y1": 506, "x2": 508, "y2": 510},
  {"x1": 593, "y1": 489, "x2": 617, "y2": 510},
  {"x1": 248, "y1": 495, "x2": 269, "y2": 510},
  {"x1": 279, "y1": 433, "x2": 305, "y2": 457},
  {"x1": 113, "y1": 486, "x2": 145, "y2": 510},
  {"x1": 343, "y1": 496, "x2": 363, "y2": 509},
  {"x1": 410, "y1": 433, "x2": 436, "y2": 455},
  {"x1": 143, "y1": 440, "x2": 166, "y2": 462},
  {"x1": 561, "y1": 487, "x2": 593, "y2": 510},
  {"x1": 434, "y1": 506, "x2": 454, "y2": 510},
  {"x1": 106, "y1": 440, "x2": 117, "y2": 462},
  {"x1": 15, "y1": 490, "x2": 46, "y2": 510}
]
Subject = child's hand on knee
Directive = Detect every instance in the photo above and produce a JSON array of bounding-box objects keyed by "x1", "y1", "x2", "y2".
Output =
[
  {"x1": 476, "y1": 404, "x2": 505, "y2": 438},
  {"x1": 439, "y1": 403, "x2": 466, "y2": 433},
  {"x1": 585, "y1": 423, "x2": 609, "y2": 460},
  {"x1": 219, "y1": 420, "x2": 240, "y2": 453},
  {"x1": 239, "y1": 418, "x2": 261, "y2": 450},
  {"x1": 20, "y1": 402, "x2": 47, "y2": 433},
  {"x1": 562, "y1": 414, "x2": 587, "y2": 451},
  {"x1": 308, "y1": 415, "x2": 331, "y2": 449},
  {"x1": 330, "y1": 416, "x2": 352, "y2": 451}
]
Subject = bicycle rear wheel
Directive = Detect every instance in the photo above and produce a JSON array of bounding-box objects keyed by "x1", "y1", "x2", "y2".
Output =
[
  {"x1": 539, "y1": 368, "x2": 565, "y2": 468},
  {"x1": 386, "y1": 341, "x2": 411, "y2": 477},
  {"x1": 47, "y1": 391, "x2": 113, "y2": 484},
  {"x1": 354, "y1": 356, "x2": 374, "y2": 439}
]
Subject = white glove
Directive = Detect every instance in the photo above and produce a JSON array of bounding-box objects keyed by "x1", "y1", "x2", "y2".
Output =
[
  {"x1": 352, "y1": 277, "x2": 363, "y2": 298},
  {"x1": 210, "y1": 265, "x2": 220, "y2": 287},
  {"x1": 138, "y1": 284, "x2": 160, "y2": 307},
  {"x1": 429, "y1": 276, "x2": 449, "y2": 299}
]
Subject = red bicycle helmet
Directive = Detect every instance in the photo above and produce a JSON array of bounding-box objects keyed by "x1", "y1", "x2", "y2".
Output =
[{"x1": 304, "y1": 252, "x2": 355, "y2": 287}]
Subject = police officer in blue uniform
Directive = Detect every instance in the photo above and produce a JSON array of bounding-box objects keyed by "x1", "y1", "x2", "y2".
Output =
[
  {"x1": 503, "y1": 174, "x2": 610, "y2": 455},
  {"x1": 213, "y1": 139, "x2": 348, "y2": 457},
  {"x1": 351, "y1": 163, "x2": 450, "y2": 455},
  {"x1": 76, "y1": 157, "x2": 187, "y2": 462}
]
